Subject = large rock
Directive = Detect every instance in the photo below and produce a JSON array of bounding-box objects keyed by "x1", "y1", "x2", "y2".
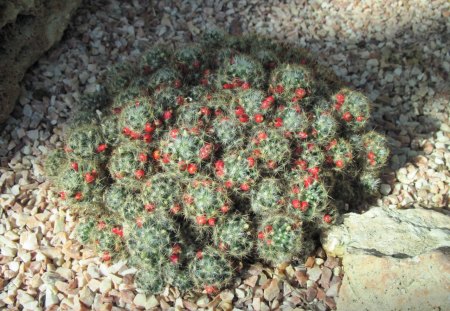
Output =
[
  {"x1": 321, "y1": 207, "x2": 450, "y2": 311},
  {"x1": 0, "y1": 0, "x2": 81, "y2": 123}
]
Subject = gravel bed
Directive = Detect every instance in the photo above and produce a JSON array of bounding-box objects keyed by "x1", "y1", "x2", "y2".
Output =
[{"x1": 0, "y1": 0, "x2": 448, "y2": 310}]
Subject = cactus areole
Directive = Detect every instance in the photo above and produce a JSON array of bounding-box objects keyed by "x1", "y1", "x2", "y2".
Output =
[{"x1": 45, "y1": 29, "x2": 389, "y2": 295}]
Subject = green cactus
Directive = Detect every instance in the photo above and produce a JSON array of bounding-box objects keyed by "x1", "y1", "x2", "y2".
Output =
[
  {"x1": 257, "y1": 215, "x2": 303, "y2": 265},
  {"x1": 46, "y1": 31, "x2": 390, "y2": 296},
  {"x1": 212, "y1": 214, "x2": 254, "y2": 258}
]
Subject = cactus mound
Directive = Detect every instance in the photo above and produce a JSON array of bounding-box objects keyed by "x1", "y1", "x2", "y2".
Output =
[{"x1": 45, "y1": 29, "x2": 389, "y2": 295}]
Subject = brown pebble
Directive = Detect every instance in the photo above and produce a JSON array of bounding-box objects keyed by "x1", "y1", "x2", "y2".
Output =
[
  {"x1": 319, "y1": 267, "x2": 332, "y2": 289},
  {"x1": 423, "y1": 141, "x2": 433, "y2": 154},
  {"x1": 295, "y1": 270, "x2": 308, "y2": 287},
  {"x1": 325, "y1": 297, "x2": 337, "y2": 310},
  {"x1": 316, "y1": 287, "x2": 326, "y2": 301},
  {"x1": 305, "y1": 287, "x2": 318, "y2": 302},
  {"x1": 324, "y1": 257, "x2": 340, "y2": 269},
  {"x1": 305, "y1": 256, "x2": 315, "y2": 268}
]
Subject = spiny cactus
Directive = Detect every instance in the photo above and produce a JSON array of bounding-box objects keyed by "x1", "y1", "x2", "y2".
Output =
[
  {"x1": 257, "y1": 215, "x2": 303, "y2": 264},
  {"x1": 46, "y1": 29, "x2": 389, "y2": 295},
  {"x1": 212, "y1": 215, "x2": 254, "y2": 257}
]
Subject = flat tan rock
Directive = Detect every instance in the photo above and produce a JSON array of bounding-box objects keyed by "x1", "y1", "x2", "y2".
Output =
[{"x1": 337, "y1": 249, "x2": 450, "y2": 311}]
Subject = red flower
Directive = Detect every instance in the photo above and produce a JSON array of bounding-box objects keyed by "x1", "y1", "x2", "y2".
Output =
[
  {"x1": 196, "y1": 215, "x2": 207, "y2": 225},
  {"x1": 208, "y1": 218, "x2": 216, "y2": 226},
  {"x1": 258, "y1": 231, "x2": 265, "y2": 239},
  {"x1": 187, "y1": 163, "x2": 198, "y2": 175},
  {"x1": 241, "y1": 82, "x2": 251, "y2": 90},
  {"x1": 111, "y1": 227, "x2": 123, "y2": 237},
  {"x1": 196, "y1": 250, "x2": 203, "y2": 259},
  {"x1": 163, "y1": 110, "x2": 173, "y2": 120},
  {"x1": 138, "y1": 153, "x2": 148, "y2": 163},
  {"x1": 367, "y1": 151, "x2": 376, "y2": 160},
  {"x1": 170, "y1": 204, "x2": 181, "y2": 214},
  {"x1": 323, "y1": 214, "x2": 332, "y2": 223},
  {"x1": 71, "y1": 162, "x2": 79, "y2": 171},
  {"x1": 102, "y1": 251, "x2": 111, "y2": 261},
  {"x1": 274, "y1": 118, "x2": 283, "y2": 128},
  {"x1": 169, "y1": 254, "x2": 180, "y2": 264},
  {"x1": 170, "y1": 128, "x2": 179, "y2": 139},
  {"x1": 239, "y1": 114, "x2": 249, "y2": 123},
  {"x1": 143, "y1": 134, "x2": 152, "y2": 143},
  {"x1": 300, "y1": 201, "x2": 309, "y2": 212},
  {"x1": 356, "y1": 116, "x2": 365, "y2": 122},
  {"x1": 96, "y1": 144, "x2": 107, "y2": 153},
  {"x1": 235, "y1": 106, "x2": 245, "y2": 116},
  {"x1": 74, "y1": 192, "x2": 83, "y2": 201},
  {"x1": 144, "y1": 123, "x2": 155, "y2": 133},
  {"x1": 336, "y1": 93, "x2": 345, "y2": 104},
  {"x1": 200, "y1": 106, "x2": 211, "y2": 116},
  {"x1": 342, "y1": 112, "x2": 352, "y2": 122},
  {"x1": 220, "y1": 205, "x2": 230, "y2": 213},
  {"x1": 247, "y1": 157, "x2": 255, "y2": 167},
  {"x1": 303, "y1": 176, "x2": 314, "y2": 188},
  {"x1": 298, "y1": 132, "x2": 308, "y2": 139},
  {"x1": 274, "y1": 85, "x2": 284, "y2": 94},
  {"x1": 176, "y1": 96, "x2": 184, "y2": 105},
  {"x1": 145, "y1": 203, "x2": 156, "y2": 212},
  {"x1": 240, "y1": 183, "x2": 250, "y2": 191},
  {"x1": 223, "y1": 83, "x2": 234, "y2": 89},
  {"x1": 135, "y1": 169, "x2": 145, "y2": 179},
  {"x1": 152, "y1": 150, "x2": 161, "y2": 160},
  {"x1": 254, "y1": 114, "x2": 264, "y2": 123},
  {"x1": 292, "y1": 199, "x2": 301, "y2": 209},
  {"x1": 84, "y1": 172, "x2": 96, "y2": 184},
  {"x1": 215, "y1": 160, "x2": 224, "y2": 170},
  {"x1": 225, "y1": 180, "x2": 233, "y2": 188},
  {"x1": 335, "y1": 160, "x2": 344, "y2": 168},
  {"x1": 59, "y1": 192, "x2": 67, "y2": 200},
  {"x1": 295, "y1": 88, "x2": 306, "y2": 98}
]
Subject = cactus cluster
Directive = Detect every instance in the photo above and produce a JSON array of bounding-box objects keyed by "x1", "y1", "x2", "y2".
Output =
[{"x1": 46, "y1": 30, "x2": 389, "y2": 294}]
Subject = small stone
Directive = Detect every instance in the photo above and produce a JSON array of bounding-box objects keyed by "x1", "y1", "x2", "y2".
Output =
[
  {"x1": 294, "y1": 270, "x2": 308, "y2": 287},
  {"x1": 264, "y1": 279, "x2": 280, "y2": 301},
  {"x1": 305, "y1": 256, "x2": 315, "y2": 268},
  {"x1": 333, "y1": 267, "x2": 341, "y2": 276},
  {"x1": 315, "y1": 258, "x2": 324, "y2": 266},
  {"x1": 380, "y1": 184, "x2": 392, "y2": 195},
  {"x1": 244, "y1": 275, "x2": 258, "y2": 287},
  {"x1": 20, "y1": 232, "x2": 39, "y2": 251},
  {"x1": 307, "y1": 266, "x2": 322, "y2": 282},
  {"x1": 324, "y1": 257, "x2": 340, "y2": 269},
  {"x1": 423, "y1": 141, "x2": 433, "y2": 154},
  {"x1": 305, "y1": 287, "x2": 318, "y2": 302},
  {"x1": 220, "y1": 290, "x2": 234, "y2": 302},
  {"x1": 325, "y1": 297, "x2": 336, "y2": 309},
  {"x1": 235, "y1": 288, "x2": 246, "y2": 299},
  {"x1": 99, "y1": 278, "x2": 112, "y2": 294},
  {"x1": 45, "y1": 287, "x2": 59, "y2": 307},
  {"x1": 79, "y1": 286, "x2": 94, "y2": 306},
  {"x1": 319, "y1": 267, "x2": 332, "y2": 289},
  {"x1": 26, "y1": 129, "x2": 39, "y2": 140}
]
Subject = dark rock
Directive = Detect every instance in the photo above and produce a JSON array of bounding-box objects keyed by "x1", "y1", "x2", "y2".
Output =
[{"x1": 0, "y1": 0, "x2": 81, "y2": 123}]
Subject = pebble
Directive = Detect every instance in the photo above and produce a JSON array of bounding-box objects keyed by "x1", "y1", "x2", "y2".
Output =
[
  {"x1": 307, "y1": 266, "x2": 322, "y2": 282},
  {"x1": 380, "y1": 184, "x2": 392, "y2": 195}
]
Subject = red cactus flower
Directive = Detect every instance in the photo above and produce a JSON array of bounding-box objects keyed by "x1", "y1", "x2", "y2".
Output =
[
  {"x1": 138, "y1": 153, "x2": 148, "y2": 163},
  {"x1": 295, "y1": 88, "x2": 306, "y2": 98},
  {"x1": 235, "y1": 106, "x2": 245, "y2": 116},
  {"x1": 336, "y1": 93, "x2": 345, "y2": 104},
  {"x1": 96, "y1": 144, "x2": 107, "y2": 153},
  {"x1": 196, "y1": 250, "x2": 203, "y2": 259},
  {"x1": 342, "y1": 112, "x2": 352, "y2": 122},
  {"x1": 254, "y1": 114, "x2": 264, "y2": 123},
  {"x1": 225, "y1": 180, "x2": 233, "y2": 188},
  {"x1": 135, "y1": 169, "x2": 145, "y2": 179},
  {"x1": 102, "y1": 251, "x2": 111, "y2": 261},
  {"x1": 240, "y1": 183, "x2": 250, "y2": 191},
  {"x1": 223, "y1": 83, "x2": 234, "y2": 89},
  {"x1": 205, "y1": 285, "x2": 218, "y2": 295},
  {"x1": 220, "y1": 205, "x2": 230, "y2": 214},
  {"x1": 300, "y1": 201, "x2": 309, "y2": 212},
  {"x1": 144, "y1": 203, "x2": 156, "y2": 212},
  {"x1": 265, "y1": 225, "x2": 273, "y2": 232},
  {"x1": 303, "y1": 176, "x2": 314, "y2": 188},
  {"x1": 241, "y1": 82, "x2": 251, "y2": 90},
  {"x1": 367, "y1": 151, "x2": 376, "y2": 160},
  {"x1": 335, "y1": 160, "x2": 344, "y2": 168},
  {"x1": 129, "y1": 131, "x2": 141, "y2": 140},
  {"x1": 356, "y1": 116, "x2": 365, "y2": 122},
  {"x1": 152, "y1": 150, "x2": 161, "y2": 160},
  {"x1": 215, "y1": 160, "x2": 224, "y2": 171},
  {"x1": 162, "y1": 153, "x2": 171, "y2": 164},
  {"x1": 239, "y1": 114, "x2": 249, "y2": 123},
  {"x1": 172, "y1": 244, "x2": 182, "y2": 254},
  {"x1": 143, "y1": 134, "x2": 152, "y2": 143},
  {"x1": 59, "y1": 192, "x2": 67, "y2": 200},
  {"x1": 144, "y1": 122, "x2": 155, "y2": 133},
  {"x1": 274, "y1": 117, "x2": 283, "y2": 128},
  {"x1": 136, "y1": 217, "x2": 144, "y2": 228},
  {"x1": 323, "y1": 214, "x2": 332, "y2": 223},
  {"x1": 74, "y1": 192, "x2": 83, "y2": 201},
  {"x1": 196, "y1": 215, "x2": 207, "y2": 225},
  {"x1": 257, "y1": 231, "x2": 265, "y2": 240},
  {"x1": 71, "y1": 162, "x2": 79, "y2": 171},
  {"x1": 163, "y1": 110, "x2": 173, "y2": 120},
  {"x1": 111, "y1": 227, "x2": 123, "y2": 237},
  {"x1": 292, "y1": 199, "x2": 301, "y2": 209},
  {"x1": 274, "y1": 84, "x2": 284, "y2": 94},
  {"x1": 174, "y1": 79, "x2": 182, "y2": 88},
  {"x1": 170, "y1": 128, "x2": 179, "y2": 139},
  {"x1": 84, "y1": 172, "x2": 96, "y2": 184},
  {"x1": 208, "y1": 218, "x2": 216, "y2": 226},
  {"x1": 170, "y1": 204, "x2": 181, "y2": 214},
  {"x1": 169, "y1": 253, "x2": 180, "y2": 264},
  {"x1": 247, "y1": 157, "x2": 255, "y2": 167},
  {"x1": 187, "y1": 163, "x2": 198, "y2": 174},
  {"x1": 298, "y1": 132, "x2": 308, "y2": 139}
]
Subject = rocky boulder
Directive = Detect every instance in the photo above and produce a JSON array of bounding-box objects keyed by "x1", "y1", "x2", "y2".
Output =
[
  {"x1": 321, "y1": 207, "x2": 450, "y2": 311},
  {"x1": 0, "y1": 0, "x2": 81, "y2": 124}
]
